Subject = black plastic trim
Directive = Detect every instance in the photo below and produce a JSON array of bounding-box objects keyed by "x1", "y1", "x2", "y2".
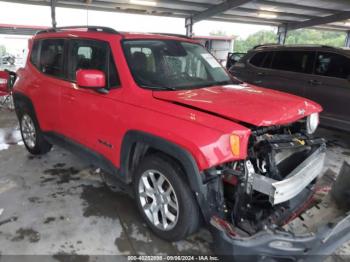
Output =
[
  {"x1": 120, "y1": 131, "x2": 201, "y2": 188},
  {"x1": 120, "y1": 130, "x2": 212, "y2": 221},
  {"x1": 44, "y1": 132, "x2": 125, "y2": 183},
  {"x1": 13, "y1": 92, "x2": 36, "y2": 118}
]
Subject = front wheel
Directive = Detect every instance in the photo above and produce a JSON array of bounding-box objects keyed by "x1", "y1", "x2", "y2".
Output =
[
  {"x1": 19, "y1": 109, "x2": 52, "y2": 155},
  {"x1": 134, "y1": 154, "x2": 200, "y2": 241}
]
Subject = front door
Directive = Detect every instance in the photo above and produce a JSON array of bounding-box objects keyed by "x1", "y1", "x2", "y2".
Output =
[{"x1": 60, "y1": 39, "x2": 121, "y2": 159}]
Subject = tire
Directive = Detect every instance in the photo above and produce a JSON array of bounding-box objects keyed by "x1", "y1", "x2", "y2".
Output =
[
  {"x1": 19, "y1": 106, "x2": 52, "y2": 155},
  {"x1": 8, "y1": 57, "x2": 15, "y2": 65},
  {"x1": 134, "y1": 154, "x2": 200, "y2": 241}
]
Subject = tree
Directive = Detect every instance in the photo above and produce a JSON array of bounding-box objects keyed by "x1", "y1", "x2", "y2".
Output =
[
  {"x1": 233, "y1": 29, "x2": 346, "y2": 53},
  {"x1": 234, "y1": 30, "x2": 276, "y2": 52},
  {"x1": 0, "y1": 45, "x2": 6, "y2": 57},
  {"x1": 285, "y1": 29, "x2": 345, "y2": 47}
]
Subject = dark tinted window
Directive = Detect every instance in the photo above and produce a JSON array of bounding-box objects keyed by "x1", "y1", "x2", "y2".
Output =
[
  {"x1": 271, "y1": 51, "x2": 314, "y2": 74},
  {"x1": 250, "y1": 52, "x2": 267, "y2": 67},
  {"x1": 315, "y1": 52, "x2": 350, "y2": 79},
  {"x1": 249, "y1": 51, "x2": 273, "y2": 68},
  {"x1": 261, "y1": 52, "x2": 273, "y2": 68},
  {"x1": 68, "y1": 39, "x2": 119, "y2": 88},
  {"x1": 39, "y1": 39, "x2": 65, "y2": 78},
  {"x1": 30, "y1": 40, "x2": 40, "y2": 68}
]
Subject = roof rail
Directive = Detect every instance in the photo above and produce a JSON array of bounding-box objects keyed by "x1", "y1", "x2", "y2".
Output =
[
  {"x1": 151, "y1": 33, "x2": 192, "y2": 39},
  {"x1": 253, "y1": 43, "x2": 281, "y2": 49},
  {"x1": 253, "y1": 43, "x2": 338, "y2": 50},
  {"x1": 281, "y1": 44, "x2": 336, "y2": 49},
  {"x1": 320, "y1": 45, "x2": 337, "y2": 49},
  {"x1": 36, "y1": 26, "x2": 119, "y2": 35}
]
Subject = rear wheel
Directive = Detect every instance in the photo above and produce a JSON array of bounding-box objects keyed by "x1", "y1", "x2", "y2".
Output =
[
  {"x1": 8, "y1": 57, "x2": 15, "y2": 65},
  {"x1": 134, "y1": 154, "x2": 200, "y2": 241},
  {"x1": 19, "y1": 108, "x2": 52, "y2": 155}
]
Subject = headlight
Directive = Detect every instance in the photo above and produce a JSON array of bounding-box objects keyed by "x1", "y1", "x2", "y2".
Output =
[{"x1": 306, "y1": 113, "x2": 319, "y2": 134}]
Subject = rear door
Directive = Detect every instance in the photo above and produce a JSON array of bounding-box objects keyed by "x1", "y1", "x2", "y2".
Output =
[
  {"x1": 29, "y1": 38, "x2": 69, "y2": 131},
  {"x1": 60, "y1": 38, "x2": 122, "y2": 158},
  {"x1": 304, "y1": 51, "x2": 350, "y2": 129}
]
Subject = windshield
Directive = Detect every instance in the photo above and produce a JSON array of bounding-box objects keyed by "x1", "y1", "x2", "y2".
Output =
[{"x1": 123, "y1": 39, "x2": 232, "y2": 90}]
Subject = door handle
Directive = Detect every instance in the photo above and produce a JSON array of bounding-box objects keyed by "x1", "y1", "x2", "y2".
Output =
[
  {"x1": 257, "y1": 72, "x2": 266, "y2": 76},
  {"x1": 309, "y1": 79, "x2": 322, "y2": 86}
]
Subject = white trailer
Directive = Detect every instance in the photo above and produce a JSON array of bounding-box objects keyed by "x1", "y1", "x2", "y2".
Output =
[{"x1": 193, "y1": 35, "x2": 235, "y2": 65}]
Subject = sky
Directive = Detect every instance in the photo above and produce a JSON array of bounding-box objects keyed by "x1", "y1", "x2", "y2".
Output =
[{"x1": 0, "y1": 1, "x2": 274, "y2": 55}]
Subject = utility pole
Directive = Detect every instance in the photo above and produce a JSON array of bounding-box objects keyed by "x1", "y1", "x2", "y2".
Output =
[
  {"x1": 51, "y1": 0, "x2": 57, "y2": 29},
  {"x1": 277, "y1": 24, "x2": 288, "y2": 45}
]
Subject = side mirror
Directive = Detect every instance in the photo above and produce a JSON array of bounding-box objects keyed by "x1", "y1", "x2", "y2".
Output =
[
  {"x1": 76, "y1": 69, "x2": 105, "y2": 90},
  {"x1": 0, "y1": 70, "x2": 9, "y2": 93}
]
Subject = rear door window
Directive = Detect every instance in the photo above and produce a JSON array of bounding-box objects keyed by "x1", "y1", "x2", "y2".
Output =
[
  {"x1": 39, "y1": 39, "x2": 65, "y2": 78},
  {"x1": 271, "y1": 51, "x2": 315, "y2": 74},
  {"x1": 68, "y1": 39, "x2": 120, "y2": 89},
  {"x1": 314, "y1": 52, "x2": 350, "y2": 79}
]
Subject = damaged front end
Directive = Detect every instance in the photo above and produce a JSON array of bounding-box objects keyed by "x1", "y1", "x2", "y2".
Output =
[{"x1": 201, "y1": 123, "x2": 350, "y2": 261}]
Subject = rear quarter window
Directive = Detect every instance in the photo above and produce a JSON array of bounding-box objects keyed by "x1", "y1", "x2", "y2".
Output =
[{"x1": 315, "y1": 52, "x2": 350, "y2": 79}]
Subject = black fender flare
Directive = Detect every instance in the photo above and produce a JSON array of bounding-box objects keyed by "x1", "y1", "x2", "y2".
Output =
[
  {"x1": 120, "y1": 130, "x2": 204, "y2": 194},
  {"x1": 12, "y1": 92, "x2": 36, "y2": 117},
  {"x1": 120, "y1": 130, "x2": 211, "y2": 221}
]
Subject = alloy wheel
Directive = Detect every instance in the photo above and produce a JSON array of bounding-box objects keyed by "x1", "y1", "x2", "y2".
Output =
[
  {"x1": 138, "y1": 169, "x2": 179, "y2": 231},
  {"x1": 21, "y1": 114, "x2": 36, "y2": 149}
]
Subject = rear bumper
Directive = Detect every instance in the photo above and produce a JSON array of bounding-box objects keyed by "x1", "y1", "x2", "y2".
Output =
[{"x1": 211, "y1": 212, "x2": 350, "y2": 261}]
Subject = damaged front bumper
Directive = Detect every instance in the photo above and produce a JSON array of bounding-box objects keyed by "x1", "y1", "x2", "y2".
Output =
[
  {"x1": 210, "y1": 161, "x2": 350, "y2": 262},
  {"x1": 252, "y1": 145, "x2": 326, "y2": 205},
  {"x1": 211, "y1": 211, "x2": 350, "y2": 261}
]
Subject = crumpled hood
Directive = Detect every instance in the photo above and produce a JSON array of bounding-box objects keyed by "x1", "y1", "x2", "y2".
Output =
[{"x1": 153, "y1": 83, "x2": 322, "y2": 127}]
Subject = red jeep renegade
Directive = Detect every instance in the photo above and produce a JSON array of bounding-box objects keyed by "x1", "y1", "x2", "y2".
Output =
[{"x1": 9, "y1": 26, "x2": 350, "y2": 259}]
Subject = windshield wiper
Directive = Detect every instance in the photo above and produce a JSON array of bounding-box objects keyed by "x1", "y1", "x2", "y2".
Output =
[
  {"x1": 151, "y1": 86, "x2": 177, "y2": 91},
  {"x1": 140, "y1": 84, "x2": 177, "y2": 91}
]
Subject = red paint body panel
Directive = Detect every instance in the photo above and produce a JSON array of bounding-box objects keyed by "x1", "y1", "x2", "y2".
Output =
[
  {"x1": 0, "y1": 70, "x2": 9, "y2": 93},
  {"x1": 13, "y1": 30, "x2": 322, "y2": 172},
  {"x1": 153, "y1": 84, "x2": 322, "y2": 127}
]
